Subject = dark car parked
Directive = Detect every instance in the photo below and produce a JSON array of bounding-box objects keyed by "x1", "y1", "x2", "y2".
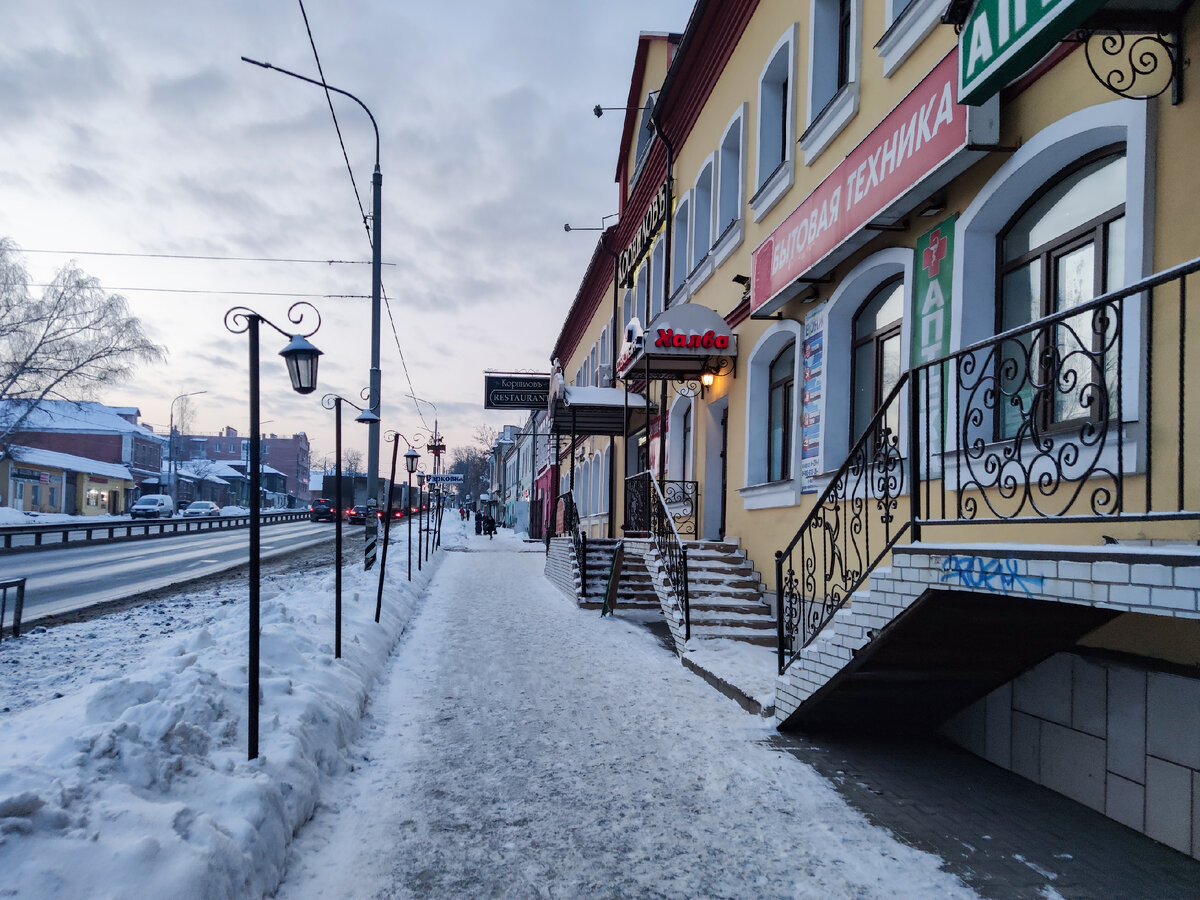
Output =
[
  {"x1": 347, "y1": 504, "x2": 371, "y2": 524},
  {"x1": 310, "y1": 498, "x2": 337, "y2": 522}
]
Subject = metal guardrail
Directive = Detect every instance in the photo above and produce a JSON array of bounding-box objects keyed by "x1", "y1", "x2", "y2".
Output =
[
  {"x1": 0, "y1": 577, "x2": 25, "y2": 642},
  {"x1": 0, "y1": 510, "x2": 311, "y2": 554}
]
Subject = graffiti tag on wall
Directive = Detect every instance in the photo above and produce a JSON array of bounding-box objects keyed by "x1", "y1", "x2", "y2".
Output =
[{"x1": 938, "y1": 555, "x2": 1046, "y2": 598}]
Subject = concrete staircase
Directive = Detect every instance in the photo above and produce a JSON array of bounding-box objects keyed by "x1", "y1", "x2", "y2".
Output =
[
  {"x1": 683, "y1": 540, "x2": 776, "y2": 647},
  {"x1": 576, "y1": 537, "x2": 661, "y2": 612}
]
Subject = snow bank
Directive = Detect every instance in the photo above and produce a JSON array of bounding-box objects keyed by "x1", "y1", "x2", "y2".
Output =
[{"x1": 0, "y1": 528, "x2": 444, "y2": 898}]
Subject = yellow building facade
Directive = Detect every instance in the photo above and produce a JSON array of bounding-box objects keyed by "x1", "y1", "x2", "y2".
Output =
[{"x1": 548, "y1": 1, "x2": 1199, "y2": 858}]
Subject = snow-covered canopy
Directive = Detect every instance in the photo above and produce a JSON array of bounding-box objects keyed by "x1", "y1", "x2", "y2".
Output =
[{"x1": 7, "y1": 445, "x2": 133, "y2": 481}]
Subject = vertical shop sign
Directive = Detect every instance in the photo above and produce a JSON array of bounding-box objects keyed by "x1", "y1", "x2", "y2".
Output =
[
  {"x1": 912, "y1": 214, "x2": 957, "y2": 477},
  {"x1": 911, "y1": 214, "x2": 956, "y2": 366},
  {"x1": 801, "y1": 304, "x2": 827, "y2": 491}
]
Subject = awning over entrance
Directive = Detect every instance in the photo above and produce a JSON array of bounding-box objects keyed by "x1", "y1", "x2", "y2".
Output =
[
  {"x1": 547, "y1": 372, "x2": 653, "y2": 437},
  {"x1": 616, "y1": 302, "x2": 737, "y2": 382}
]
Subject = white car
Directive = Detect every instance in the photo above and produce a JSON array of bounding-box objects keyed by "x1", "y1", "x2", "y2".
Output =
[
  {"x1": 181, "y1": 500, "x2": 221, "y2": 518},
  {"x1": 130, "y1": 494, "x2": 174, "y2": 519}
]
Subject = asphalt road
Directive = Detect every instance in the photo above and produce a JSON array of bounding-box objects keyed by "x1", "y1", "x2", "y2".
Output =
[{"x1": 3, "y1": 520, "x2": 339, "y2": 622}]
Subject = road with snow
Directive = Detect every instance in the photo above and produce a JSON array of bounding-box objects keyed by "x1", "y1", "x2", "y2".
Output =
[
  {"x1": 6, "y1": 519, "x2": 335, "y2": 621},
  {"x1": 275, "y1": 532, "x2": 972, "y2": 899}
]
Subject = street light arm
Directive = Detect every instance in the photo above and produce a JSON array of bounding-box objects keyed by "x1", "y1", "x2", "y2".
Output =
[
  {"x1": 241, "y1": 57, "x2": 379, "y2": 166},
  {"x1": 225, "y1": 301, "x2": 321, "y2": 339}
]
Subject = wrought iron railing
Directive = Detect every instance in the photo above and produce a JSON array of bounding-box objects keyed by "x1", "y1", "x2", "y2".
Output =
[
  {"x1": 627, "y1": 471, "x2": 691, "y2": 639},
  {"x1": 561, "y1": 490, "x2": 587, "y2": 597},
  {"x1": 662, "y1": 479, "x2": 699, "y2": 538},
  {"x1": 777, "y1": 256, "x2": 1200, "y2": 674}
]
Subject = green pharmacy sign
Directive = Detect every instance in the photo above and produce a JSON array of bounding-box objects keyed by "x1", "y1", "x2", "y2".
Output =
[{"x1": 958, "y1": 0, "x2": 1107, "y2": 105}]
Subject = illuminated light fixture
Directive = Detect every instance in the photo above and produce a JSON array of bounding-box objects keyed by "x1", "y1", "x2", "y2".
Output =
[{"x1": 701, "y1": 371, "x2": 716, "y2": 388}]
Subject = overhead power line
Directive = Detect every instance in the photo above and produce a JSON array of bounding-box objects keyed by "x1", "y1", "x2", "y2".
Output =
[
  {"x1": 297, "y1": 0, "x2": 431, "y2": 433},
  {"x1": 28, "y1": 283, "x2": 368, "y2": 299},
  {"x1": 15, "y1": 247, "x2": 392, "y2": 265}
]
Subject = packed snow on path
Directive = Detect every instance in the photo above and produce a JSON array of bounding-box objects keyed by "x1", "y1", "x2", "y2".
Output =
[
  {"x1": 0, "y1": 519, "x2": 457, "y2": 898},
  {"x1": 275, "y1": 532, "x2": 975, "y2": 899}
]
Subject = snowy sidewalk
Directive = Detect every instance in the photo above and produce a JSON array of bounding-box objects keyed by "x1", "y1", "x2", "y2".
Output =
[{"x1": 275, "y1": 531, "x2": 973, "y2": 899}]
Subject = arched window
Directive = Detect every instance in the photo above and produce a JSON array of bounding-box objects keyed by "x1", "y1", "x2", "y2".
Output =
[
  {"x1": 851, "y1": 277, "x2": 903, "y2": 442},
  {"x1": 768, "y1": 342, "x2": 796, "y2": 481},
  {"x1": 998, "y1": 149, "x2": 1125, "y2": 432}
]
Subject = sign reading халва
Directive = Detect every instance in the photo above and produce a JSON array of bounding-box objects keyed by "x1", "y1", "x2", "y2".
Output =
[{"x1": 958, "y1": 0, "x2": 1106, "y2": 106}]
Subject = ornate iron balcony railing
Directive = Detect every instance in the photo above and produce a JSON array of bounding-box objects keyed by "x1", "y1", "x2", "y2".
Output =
[{"x1": 776, "y1": 255, "x2": 1200, "y2": 674}]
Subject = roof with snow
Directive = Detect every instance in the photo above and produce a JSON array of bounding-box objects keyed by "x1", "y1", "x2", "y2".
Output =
[
  {"x1": 8, "y1": 445, "x2": 134, "y2": 481},
  {"x1": 0, "y1": 400, "x2": 164, "y2": 442}
]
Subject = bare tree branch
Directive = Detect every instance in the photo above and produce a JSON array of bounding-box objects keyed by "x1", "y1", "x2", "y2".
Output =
[{"x1": 0, "y1": 239, "x2": 165, "y2": 447}]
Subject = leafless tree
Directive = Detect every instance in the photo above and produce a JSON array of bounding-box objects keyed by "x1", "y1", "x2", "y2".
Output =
[
  {"x1": 343, "y1": 448, "x2": 364, "y2": 477},
  {"x1": 0, "y1": 239, "x2": 164, "y2": 446},
  {"x1": 473, "y1": 424, "x2": 499, "y2": 450},
  {"x1": 174, "y1": 395, "x2": 198, "y2": 436}
]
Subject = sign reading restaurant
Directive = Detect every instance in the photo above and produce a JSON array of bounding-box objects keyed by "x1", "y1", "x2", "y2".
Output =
[
  {"x1": 958, "y1": 0, "x2": 1107, "y2": 105},
  {"x1": 617, "y1": 182, "x2": 669, "y2": 288},
  {"x1": 483, "y1": 373, "x2": 550, "y2": 410},
  {"x1": 751, "y1": 49, "x2": 991, "y2": 317}
]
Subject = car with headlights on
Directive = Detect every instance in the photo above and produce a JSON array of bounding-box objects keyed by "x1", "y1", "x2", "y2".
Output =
[{"x1": 181, "y1": 500, "x2": 221, "y2": 518}]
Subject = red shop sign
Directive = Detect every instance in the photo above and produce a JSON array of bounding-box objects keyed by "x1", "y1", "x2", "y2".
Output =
[{"x1": 752, "y1": 49, "x2": 974, "y2": 316}]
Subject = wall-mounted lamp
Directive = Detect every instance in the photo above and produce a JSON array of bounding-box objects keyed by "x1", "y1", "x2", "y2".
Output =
[
  {"x1": 594, "y1": 104, "x2": 650, "y2": 118},
  {"x1": 564, "y1": 213, "x2": 619, "y2": 233},
  {"x1": 918, "y1": 196, "x2": 947, "y2": 217},
  {"x1": 700, "y1": 371, "x2": 716, "y2": 388},
  {"x1": 731, "y1": 274, "x2": 750, "y2": 286}
]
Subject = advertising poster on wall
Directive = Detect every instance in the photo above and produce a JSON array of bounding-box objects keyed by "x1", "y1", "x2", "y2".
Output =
[
  {"x1": 801, "y1": 303, "x2": 827, "y2": 491},
  {"x1": 911, "y1": 213, "x2": 957, "y2": 476}
]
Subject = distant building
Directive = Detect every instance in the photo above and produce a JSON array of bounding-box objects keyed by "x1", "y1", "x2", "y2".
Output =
[
  {"x1": 0, "y1": 399, "x2": 165, "y2": 510},
  {"x1": 1, "y1": 445, "x2": 134, "y2": 515},
  {"x1": 180, "y1": 426, "x2": 311, "y2": 503}
]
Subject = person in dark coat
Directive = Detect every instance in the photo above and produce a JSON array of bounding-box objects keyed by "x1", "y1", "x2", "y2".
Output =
[{"x1": 475, "y1": 512, "x2": 483, "y2": 535}]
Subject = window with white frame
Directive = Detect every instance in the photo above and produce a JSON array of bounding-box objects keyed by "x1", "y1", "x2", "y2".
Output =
[
  {"x1": 590, "y1": 343, "x2": 598, "y2": 387},
  {"x1": 752, "y1": 26, "x2": 797, "y2": 221},
  {"x1": 633, "y1": 92, "x2": 658, "y2": 176},
  {"x1": 803, "y1": 0, "x2": 860, "y2": 162},
  {"x1": 717, "y1": 111, "x2": 743, "y2": 238},
  {"x1": 692, "y1": 161, "x2": 714, "y2": 270},
  {"x1": 878, "y1": 0, "x2": 945, "y2": 78},
  {"x1": 650, "y1": 239, "x2": 665, "y2": 319},
  {"x1": 672, "y1": 195, "x2": 690, "y2": 295},
  {"x1": 757, "y1": 39, "x2": 792, "y2": 188},
  {"x1": 742, "y1": 319, "x2": 805, "y2": 506},
  {"x1": 590, "y1": 457, "x2": 601, "y2": 517},
  {"x1": 637, "y1": 260, "x2": 650, "y2": 324}
]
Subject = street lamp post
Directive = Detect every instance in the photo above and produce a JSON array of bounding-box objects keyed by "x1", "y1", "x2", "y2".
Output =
[
  {"x1": 416, "y1": 470, "x2": 426, "y2": 570},
  {"x1": 168, "y1": 390, "x2": 207, "y2": 506},
  {"x1": 405, "y1": 447, "x2": 420, "y2": 580},
  {"x1": 377, "y1": 433, "x2": 424, "y2": 607},
  {"x1": 242, "y1": 56, "x2": 384, "y2": 572},
  {"x1": 321, "y1": 392, "x2": 378, "y2": 659},
  {"x1": 223, "y1": 302, "x2": 323, "y2": 761}
]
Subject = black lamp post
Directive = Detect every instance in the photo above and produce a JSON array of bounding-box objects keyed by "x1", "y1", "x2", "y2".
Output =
[
  {"x1": 416, "y1": 470, "x2": 427, "y2": 570},
  {"x1": 376, "y1": 431, "x2": 425, "y2": 616},
  {"x1": 405, "y1": 447, "x2": 420, "y2": 580},
  {"x1": 223, "y1": 302, "x2": 322, "y2": 762},
  {"x1": 321, "y1": 392, "x2": 378, "y2": 659}
]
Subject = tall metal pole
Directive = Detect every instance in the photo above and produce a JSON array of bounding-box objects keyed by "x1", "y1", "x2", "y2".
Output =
[
  {"x1": 334, "y1": 399, "x2": 343, "y2": 659},
  {"x1": 366, "y1": 164, "x2": 382, "y2": 571},
  {"x1": 247, "y1": 317, "x2": 261, "y2": 761},
  {"x1": 407, "y1": 471, "x2": 413, "y2": 581}
]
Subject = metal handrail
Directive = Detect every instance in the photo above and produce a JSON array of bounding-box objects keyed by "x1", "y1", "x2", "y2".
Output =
[
  {"x1": 560, "y1": 491, "x2": 587, "y2": 597},
  {"x1": 0, "y1": 577, "x2": 25, "y2": 642},
  {"x1": 644, "y1": 471, "x2": 692, "y2": 641},
  {"x1": 775, "y1": 255, "x2": 1200, "y2": 674}
]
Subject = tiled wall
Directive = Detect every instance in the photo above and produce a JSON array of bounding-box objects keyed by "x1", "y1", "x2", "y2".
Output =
[{"x1": 944, "y1": 652, "x2": 1200, "y2": 861}]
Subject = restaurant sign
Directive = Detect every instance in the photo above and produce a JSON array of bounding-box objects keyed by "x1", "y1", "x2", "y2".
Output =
[
  {"x1": 959, "y1": 0, "x2": 1106, "y2": 105},
  {"x1": 751, "y1": 48, "x2": 994, "y2": 317},
  {"x1": 483, "y1": 374, "x2": 550, "y2": 410},
  {"x1": 617, "y1": 182, "x2": 669, "y2": 288}
]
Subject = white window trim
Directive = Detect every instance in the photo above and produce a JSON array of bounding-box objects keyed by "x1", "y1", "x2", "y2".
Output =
[
  {"x1": 951, "y1": 99, "x2": 1153, "y2": 425},
  {"x1": 716, "y1": 104, "x2": 747, "y2": 246},
  {"x1": 630, "y1": 90, "x2": 659, "y2": 191},
  {"x1": 876, "y1": 0, "x2": 945, "y2": 78},
  {"x1": 672, "y1": 189, "x2": 693, "y2": 297},
  {"x1": 800, "y1": 82, "x2": 860, "y2": 165},
  {"x1": 667, "y1": 395, "x2": 695, "y2": 483},
  {"x1": 740, "y1": 318, "x2": 805, "y2": 509},
  {"x1": 711, "y1": 217, "x2": 745, "y2": 272},
  {"x1": 691, "y1": 153, "x2": 717, "y2": 270},
  {"x1": 751, "y1": 24, "x2": 798, "y2": 223},
  {"x1": 814, "y1": 248, "x2": 913, "y2": 482},
  {"x1": 802, "y1": 0, "x2": 862, "y2": 166}
]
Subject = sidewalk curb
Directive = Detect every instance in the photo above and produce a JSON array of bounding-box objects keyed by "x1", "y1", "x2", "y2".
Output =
[{"x1": 681, "y1": 654, "x2": 775, "y2": 718}]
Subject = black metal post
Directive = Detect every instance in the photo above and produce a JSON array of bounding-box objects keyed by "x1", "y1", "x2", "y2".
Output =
[
  {"x1": 407, "y1": 472, "x2": 413, "y2": 581},
  {"x1": 377, "y1": 435, "x2": 400, "y2": 622},
  {"x1": 248, "y1": 316, "x2": 261, "y2": 761},
  {"x1": 334, "y1": 399, "x2": 343, "y2": 658}
]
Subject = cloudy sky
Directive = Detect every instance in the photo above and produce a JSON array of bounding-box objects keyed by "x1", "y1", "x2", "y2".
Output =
[{"x1": 0, "y1": 0, "x2": 694, "y2": 464}]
